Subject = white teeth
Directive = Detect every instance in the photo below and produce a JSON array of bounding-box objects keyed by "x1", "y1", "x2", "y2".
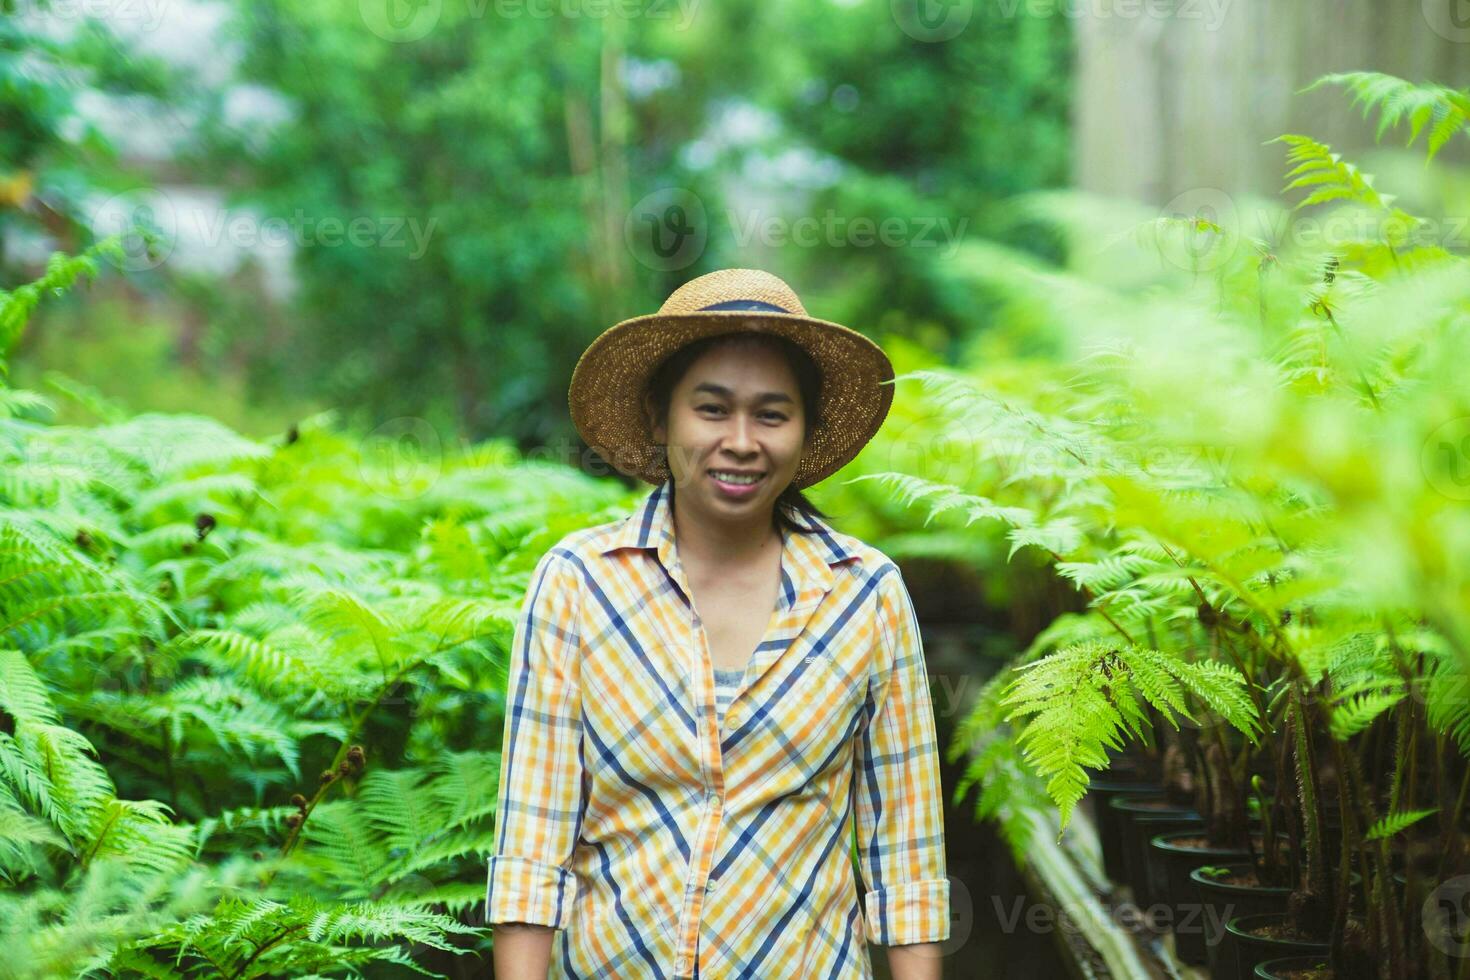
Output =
[{"x1": 711, "y1": 471, "x2": 762, "y2": 485}]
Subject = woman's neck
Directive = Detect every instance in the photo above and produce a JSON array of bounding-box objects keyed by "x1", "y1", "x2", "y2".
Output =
[{"x1": 668, "y1": 484, "x2": 782, "y2": 567}]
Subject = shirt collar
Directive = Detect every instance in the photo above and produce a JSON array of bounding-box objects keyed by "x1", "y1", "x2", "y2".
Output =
[{"x1": 600, "y1": 478, "x2": 859, "y2": 607}]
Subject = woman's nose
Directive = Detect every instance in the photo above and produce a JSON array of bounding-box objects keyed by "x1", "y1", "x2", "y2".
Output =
[{"x1": 725, "y1": 413, "x2": 758, "y2": 451}]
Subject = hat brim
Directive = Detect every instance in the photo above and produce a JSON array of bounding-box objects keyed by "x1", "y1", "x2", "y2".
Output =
[{"x1": 568, "y1": 310, "x2": 895, "y2": 490}]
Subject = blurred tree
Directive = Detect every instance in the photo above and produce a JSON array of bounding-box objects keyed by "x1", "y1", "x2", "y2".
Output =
[
  {"x1": 198, "y1": 2, "x2": 654, "y2": 451},
  {"x1": 637, "y1": 0, "x2": 1072, "y2": 361},
  {"x1": 198, "y1": 0, "x2": 1071, "y2": 455},
  {"x1": 0, "y1": 1, "x2": 176, "y2": 280}
]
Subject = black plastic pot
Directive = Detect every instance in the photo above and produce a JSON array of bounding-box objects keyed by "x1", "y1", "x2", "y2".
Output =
[
  {"x1": 1087, "y1": 779, "x2": 1163, "y2": 882},
  {"x1": 1254, "y1": 954, "x2": 1332, "y2": 978},
  {"x1": 1129, "y1": 813, "x2": 1204, "y2": 911},
  {"x1": 1227, "y1": 913, "x2": 1330, "y2": 980},
  {"x1": 1103, "y1": 745, "x2": 1162, "y2": 783},
  {"x1": 1190, "y1": 863, "x2": 1293, "y2": 980},
  {"x1": 1150, "y1": 830, "x2": 1283, "y2": 965},
  {"x1": 1108, "y1": 796, "x2": 1198, "y2": 901}
]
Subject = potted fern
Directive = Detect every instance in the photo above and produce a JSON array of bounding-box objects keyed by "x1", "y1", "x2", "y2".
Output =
[{"x1": 871, "y1": 69, "x2": 1470, "y2": 980}]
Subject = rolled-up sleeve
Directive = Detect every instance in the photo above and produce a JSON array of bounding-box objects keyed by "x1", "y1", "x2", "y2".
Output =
[
  {"x1": 852, "y1": 564, "x2": 950, "y2": 946},
  {"x1": 486, "y1": 548, "x2": 586, "y2": 930}
]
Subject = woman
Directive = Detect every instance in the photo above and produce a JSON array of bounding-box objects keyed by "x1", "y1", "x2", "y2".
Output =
[{"x1": 487, "y1": 269, "x2": 950, "y2": 979}]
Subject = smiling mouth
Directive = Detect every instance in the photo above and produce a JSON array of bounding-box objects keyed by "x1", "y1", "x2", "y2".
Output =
[{"x1": 709, "y1": 470, "x2": 765, "y2": 486}]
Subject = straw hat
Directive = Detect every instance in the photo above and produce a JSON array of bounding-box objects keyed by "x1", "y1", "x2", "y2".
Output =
[{"x1": 569, "y1": 268, "x2": 895, "y2": 490}]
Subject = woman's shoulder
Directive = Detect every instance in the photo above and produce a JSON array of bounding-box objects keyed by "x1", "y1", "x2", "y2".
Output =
[
  {"x1": 532, "y1": 507, "x2": 653, "y2": 580},
  {"x1": 536, "y1": 520, "x2": 624, "y2": 572},
  {"x1": 790, "y1": 512, "x2": 904, "y2": 586}
]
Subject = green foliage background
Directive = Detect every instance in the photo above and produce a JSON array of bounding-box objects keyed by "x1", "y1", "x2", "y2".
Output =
[
  {"x1": 1, "y1": 257, "x2": 640, "y2": 971},
  {"x1": 3, "y1": 0, "x2": 1470, "y2": 975}
]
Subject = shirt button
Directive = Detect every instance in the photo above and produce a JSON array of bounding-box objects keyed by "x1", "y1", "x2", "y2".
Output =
[
  {"x1": 706, "y1": 876, "x2": 720, "y2": 893},
  {"x1": 706, "y1": 790, "x2": 720, "y2": 805}
]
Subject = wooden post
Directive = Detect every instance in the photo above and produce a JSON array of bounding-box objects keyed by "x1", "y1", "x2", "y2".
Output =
[{"x1": 1074, "y1": 0, "x2": 1470, "y2": 205}]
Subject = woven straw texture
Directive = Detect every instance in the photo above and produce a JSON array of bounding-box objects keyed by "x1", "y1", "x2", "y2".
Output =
[{"x1": 568, "y1": 269, "x2": 895, "y2": 490}]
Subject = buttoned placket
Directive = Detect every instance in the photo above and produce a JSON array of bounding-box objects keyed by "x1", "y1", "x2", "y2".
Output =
[
  {"x1": 649, "y1": 507, "x2": 840, "y2": 979},
  {"x1": 659, "y1": 538, "x2": 723, "y2": 979}
]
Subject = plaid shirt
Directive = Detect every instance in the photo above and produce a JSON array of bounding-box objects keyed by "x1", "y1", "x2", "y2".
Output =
[{"x1": 486, "y1": 478, "x2": 950, "y2": 978}]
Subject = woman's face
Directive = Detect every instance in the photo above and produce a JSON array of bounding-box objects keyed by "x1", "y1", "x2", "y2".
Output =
[{"x1": 649, "y1": 340, "x2": 808, "y2": 521}]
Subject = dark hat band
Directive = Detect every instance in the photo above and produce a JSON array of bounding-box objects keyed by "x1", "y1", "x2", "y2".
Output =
[{"x1": 696, "y1": 299, "x2": 792, "y2": 313}]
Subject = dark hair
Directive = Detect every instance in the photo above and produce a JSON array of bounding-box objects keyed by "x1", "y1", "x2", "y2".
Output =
[{"x1": 643, "y1": 331, "x2": 834, "y2": 535}]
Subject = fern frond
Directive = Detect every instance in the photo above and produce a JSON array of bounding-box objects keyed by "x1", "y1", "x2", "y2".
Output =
[
  {"x1": 1305, "y1": 71, "x2": 1470, "y2": 161},
  {"x1": 845, "y1": 472, "x2": 1038, "y2": 532},
  {"x1": 1329, "y1": 687, "x2": 1405, "y2": 740},
  {"x1": 1269, "y1": 134, "x2": 1403, "y2": 214},
  {"x1": 1002, "y1": 641, "x2": 1258, "y2": 830},
  {"x1": 1365, "y1": 808, "x2": 1437, "y2": 841},
  {"x1": 0, "y1": 239, "x2": 125, "y2": 355}
]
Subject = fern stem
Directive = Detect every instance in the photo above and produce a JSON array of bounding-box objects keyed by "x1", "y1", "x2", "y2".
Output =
[
  {"x1": 1290, "y1": 689, "x2": 1328, "y2": 903},
  {"x1": 79, "y1": 805, "x2": 124, "y2": 868},
  {"x1": 1319, "y1": 304, "x2": 1381, "y2": 411},
  {"x1": 272, "y1": 656, "x2": 421, "y2": 868},
  {"x1": 1219, "y1": 630, "x2": 1268, "y2": 737},
  {"x1": 1325, "y1": 734, "x2": 1355, "y2": 971},
  {"x1": 230, "y1": 922, "x2": 309, "y2": 979},
  {"x1": 1441, "y1": 760, "x2": 1470, "y2": 880},
  {"x1": 160, "y1": 720, "x2": 177, "y2": 812},
  {"x1": 1342, "y1": 743, "x2": 1403, "y2": 979}
]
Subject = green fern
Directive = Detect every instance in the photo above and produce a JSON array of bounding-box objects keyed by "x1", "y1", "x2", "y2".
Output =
[
  {"x1": 116, "y1": 894, "x2": 480, "y2": 978},
  {"x1": 1304, "y1": 71, "x2": 1470, "y2": 161},
  {"x1": 1001, "y1": 640, "x2": 1259, "y2": 832},
  {"x1": 1365, "y1": 808, "x2": 1437, "y2": 841},
  {"x1": 0, "y1": 238, "x2": 130, "y2": 355}
]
